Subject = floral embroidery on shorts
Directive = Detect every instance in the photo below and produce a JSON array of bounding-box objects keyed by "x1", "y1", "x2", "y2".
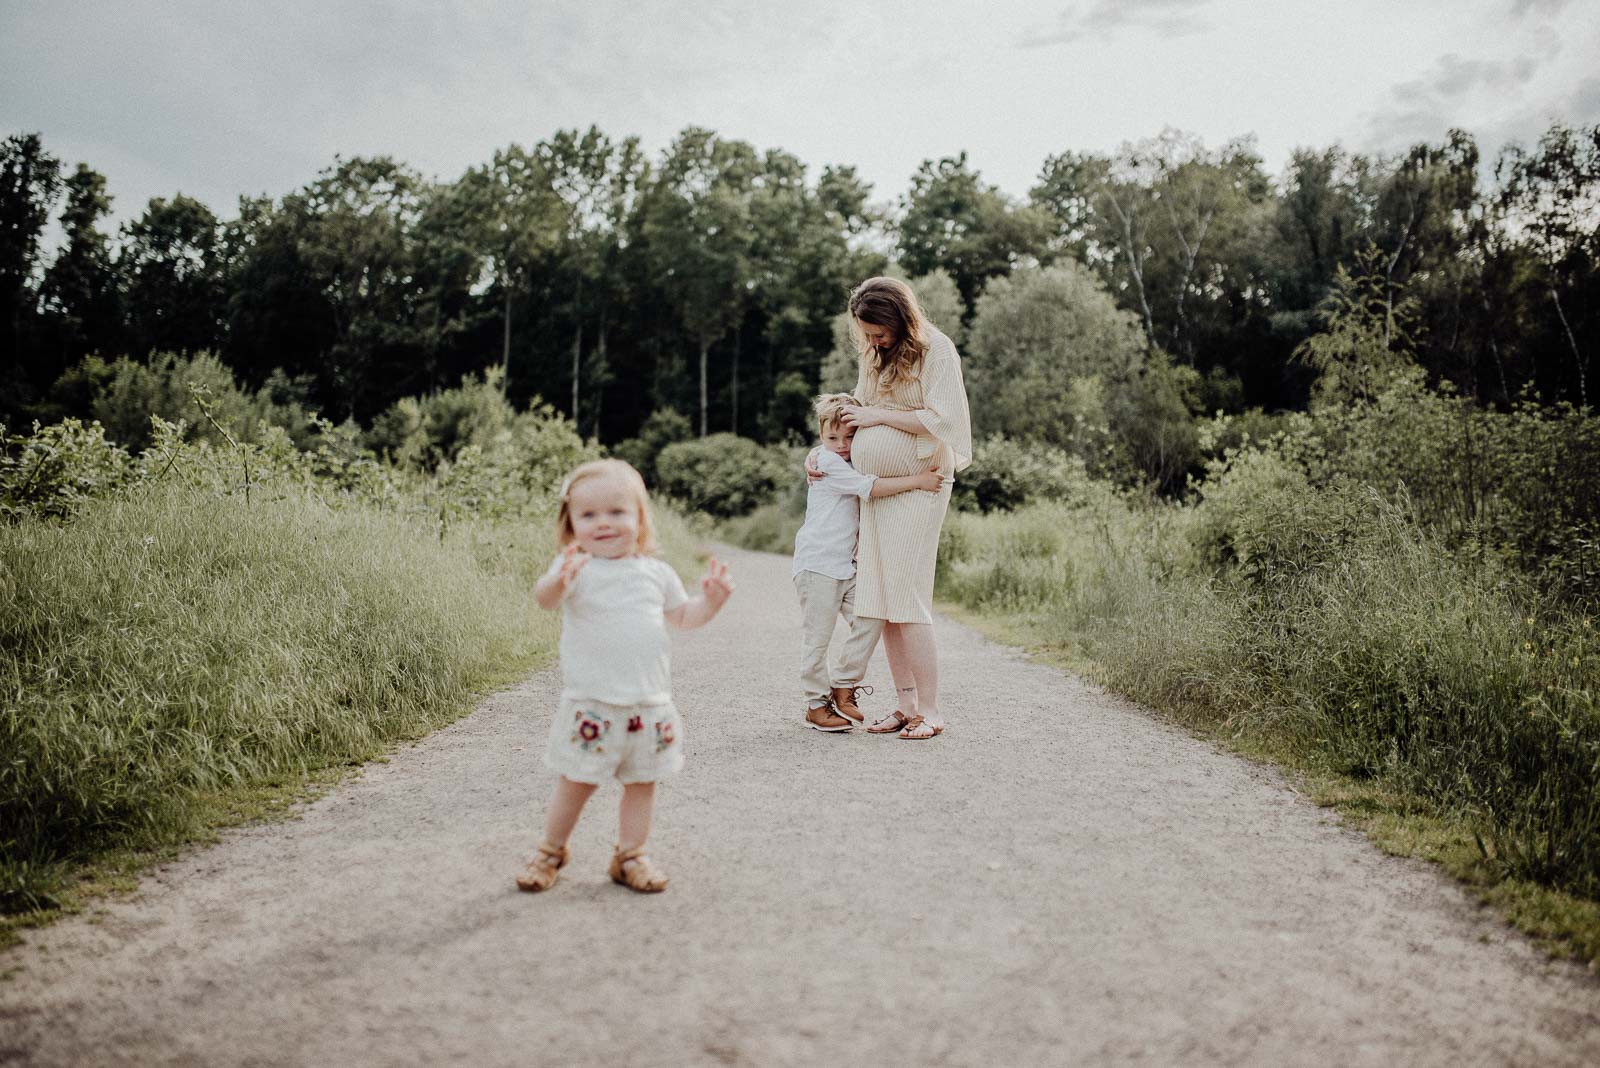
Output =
[
  {"x1": 571, "y1": 708, "x2": 611, "y2": 753},
  {"x1": 627, "y1": 715, "x2": 644, "y2": 733},
  {"x1": 654, "y1": 717, "x2": 677, "y2": 753}
]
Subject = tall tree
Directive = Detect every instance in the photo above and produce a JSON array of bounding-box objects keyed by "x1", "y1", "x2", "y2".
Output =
[
  {"x1": 455, "y1": 146, "x2": 564, "y2": 395},
  {"x1": 119, "y1": 193, "x2": 227, "y2": 358},
  {"x1": 39, "y1": 164, "x2": 120, "y2": 372},
  {"x1": 745, "y1": 150, "x2": 878, "y2": 437},
  {"x1": 539, "y1": 127, "x2": 645, "y2": 431},
  {"x1": 223, "y1": 194, "x2": 335, "y2": 391},
  {"x1": 0, "y1": 132, "x2": 61, "y2": 410},
  {"x1": 288, "y1": 157, "x2": 431, "y2": 417},
  {"x1": 1497, "y1": 123, "x2": 1599, "y2": 406},
  {"x1": 900, "y1": 152, "x2": 1051, "y2": 320},
  {"x1": 1032, "y1": 132, "x2": 1271, "y2": 362},
  {"x1": 639, "y1": 127, "x2": 757, "y2": 436}
]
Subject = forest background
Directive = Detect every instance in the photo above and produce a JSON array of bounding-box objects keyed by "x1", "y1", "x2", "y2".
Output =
[{"x1": 3, "y1": 119, "x2": 1600, "y2": 960}]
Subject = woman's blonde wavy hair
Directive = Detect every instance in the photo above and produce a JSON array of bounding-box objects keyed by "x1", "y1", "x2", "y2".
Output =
[
  {"x1": 555, "y1": 459, "x2": 658, "y2": 556},
  {"x1": 848, "y1": 276, "x2": 930, "y2": 391}
]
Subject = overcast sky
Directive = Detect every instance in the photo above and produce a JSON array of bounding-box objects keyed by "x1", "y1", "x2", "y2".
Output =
[{"x1": 3, "y1": 0, "x2": 1597, "y2": 228}]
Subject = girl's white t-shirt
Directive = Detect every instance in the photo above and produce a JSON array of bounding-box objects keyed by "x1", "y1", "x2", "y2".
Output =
[{"x1": 547, "y1": 554, "x2": 690, "y2": 705}]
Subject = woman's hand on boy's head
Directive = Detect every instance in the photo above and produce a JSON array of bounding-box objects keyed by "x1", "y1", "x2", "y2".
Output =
[
  {"x1": 701, "y1": 557, "x2": 735, "y2": 608},
  {"x1": 840, "y1": 405, "x2": 882, "y2": 429}
]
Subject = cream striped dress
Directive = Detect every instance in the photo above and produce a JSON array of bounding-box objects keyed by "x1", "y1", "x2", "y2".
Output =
[{"x1": 850, "y1": 328, "x2": 973, "y2": 624}]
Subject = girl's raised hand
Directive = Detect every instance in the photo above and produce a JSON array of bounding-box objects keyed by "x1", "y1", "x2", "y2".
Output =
[
  {"x1": 701, "y1": 556, "x2": 735, "y2": 609},
  {"x1": 556, "y1": 543, "x2": 590, "y2": 594}
]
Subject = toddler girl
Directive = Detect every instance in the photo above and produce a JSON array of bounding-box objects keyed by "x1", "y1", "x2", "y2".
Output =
[{"x1": 517, "y1": 459, "x2": 734, "y2": 894}]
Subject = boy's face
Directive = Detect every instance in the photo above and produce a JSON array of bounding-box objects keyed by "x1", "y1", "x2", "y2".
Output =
[
  {"x1": 568, "y1": 472, "x2": 641, "y2": 558},
  {"x1": 821, "y1": 422, "x2": 856, "y2": 462}
]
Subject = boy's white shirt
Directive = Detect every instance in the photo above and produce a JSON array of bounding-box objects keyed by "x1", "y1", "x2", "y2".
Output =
[
  {"x1": 792, "y1": 447, "x2": 876, "y2": 580},
  {"x1": 545, "y1": 554, "x2": 689, "y2": 705}
]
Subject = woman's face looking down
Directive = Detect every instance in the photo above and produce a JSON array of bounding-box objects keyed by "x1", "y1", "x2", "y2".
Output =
[{"x1": 856, "y1": 318, "x2": 897, "y2": 353}]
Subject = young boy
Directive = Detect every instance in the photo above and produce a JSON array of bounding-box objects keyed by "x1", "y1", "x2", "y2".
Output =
[{"x1": 794, "y1": 393, "x2": 943, "y2": 732}]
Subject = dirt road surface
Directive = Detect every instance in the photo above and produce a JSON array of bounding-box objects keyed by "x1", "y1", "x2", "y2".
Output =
[{"x1": 3, "y1": 545, "x2": 1598, "y2": 1066}]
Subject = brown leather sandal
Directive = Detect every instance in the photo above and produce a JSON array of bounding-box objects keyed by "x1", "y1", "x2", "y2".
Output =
[
  {"x1": 516, "y1": 840, "x2": 568, "y2": 892},
  {"x1": 866, "y1": 710, "x2": 910, "y2": 734},
  {"x1": 897, "y1": 714, "x2": 944, "y2": 740},
  {"x1": 609, "y1": 845, "x2": 669, "y2": 893}
]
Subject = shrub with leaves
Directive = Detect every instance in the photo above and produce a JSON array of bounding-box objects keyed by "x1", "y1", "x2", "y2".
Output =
[
  {"x1": 1, "y1": 419, "x2": 134, "y2": 522},
  {"x1": 952, "y1": 435, "x2": 1092, "y2": 514},
  {"x1": 655, "y1": 433, "x2": 793, "y2": 518},
  {"x1": 610, "y1": 408, "x2": 693, "y2": 486}
]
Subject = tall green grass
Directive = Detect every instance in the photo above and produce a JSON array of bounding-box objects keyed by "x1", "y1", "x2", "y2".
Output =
[
  {"x1": 0, "y1": 481, "x2": 559, "y2": 910},
  {"x1": 938, "y1": 489, "x2": 1600, "y2": 903}
]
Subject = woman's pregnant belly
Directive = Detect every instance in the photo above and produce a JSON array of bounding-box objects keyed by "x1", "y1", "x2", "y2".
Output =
[{"x1": 851, "y1": 424, "x2": 923, "y2": 478}]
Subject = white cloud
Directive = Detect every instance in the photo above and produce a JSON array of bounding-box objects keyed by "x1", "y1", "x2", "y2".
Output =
[
  {"x1": 1510, "y1": 0, "x2": 1573, "y2": 16},
  {"x1": 1020, "y1": 0, "x2": 1212, "y2": 48}
]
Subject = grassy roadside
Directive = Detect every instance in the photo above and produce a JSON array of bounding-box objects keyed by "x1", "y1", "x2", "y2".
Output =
[
  {"x1": 0, "y1": 493, "x2": 708, "y2": 952},
  {"x1": 937, "y1": 596, "x2": 1600, "y2": 970}
]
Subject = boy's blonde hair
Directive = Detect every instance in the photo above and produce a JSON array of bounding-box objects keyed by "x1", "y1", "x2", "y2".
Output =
[
  {"x1": 813, "y1": 392, "x2": 858, "y2": 434},
  {"x1": 555, "y1": 459, "x2": 658, "y2": 555}
]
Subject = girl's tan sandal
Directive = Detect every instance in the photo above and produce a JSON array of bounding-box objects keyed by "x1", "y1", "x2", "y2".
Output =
[
  {"x1": 515, "y1": 841, "x2": 568, "y2": 892},
  {"x1": 897, "y1": 714, "x2": 944, "y2": 740},
  {"x1": 866, "y1": 710, "x2": 910, "y2": 734},
  {"x1": 609, "y1": 845, "x2": 669, "y2": 893}
]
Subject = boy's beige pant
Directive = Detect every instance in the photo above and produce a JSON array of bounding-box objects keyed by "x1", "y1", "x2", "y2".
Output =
[{"x1": 794, "y1": 569, "x2": 884, "y2": 709}]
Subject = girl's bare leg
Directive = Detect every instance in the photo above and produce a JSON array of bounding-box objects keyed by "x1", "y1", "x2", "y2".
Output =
[
  {"x1": 618, "y1": 782, "x2": 656, "y2": 852},
  {"x1": 880, "y1": 622, "x2": 918, "y2": 718},
  {"x1": 897, "y1": 622, "x2": 942, "y2": 730},
  {"x1": 543, "y1": 777, "x2": 598, "y2": 846}
]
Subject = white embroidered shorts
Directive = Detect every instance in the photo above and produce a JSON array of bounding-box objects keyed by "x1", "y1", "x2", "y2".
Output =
[{"x1": 543, "y1": 697, "x2": 685, "y2": 785}]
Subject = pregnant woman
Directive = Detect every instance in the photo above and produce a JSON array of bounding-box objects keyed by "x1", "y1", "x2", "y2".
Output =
[{"x1": 839, "y1": 277, "x2": 971, "y2": 739}]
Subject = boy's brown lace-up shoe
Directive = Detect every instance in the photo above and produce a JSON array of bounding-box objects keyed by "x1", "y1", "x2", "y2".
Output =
[
  {"x1": 805, "y1": 703, "x2": 853, "y2": 732},
  {"x1": 829, "y1": 684, "x2": 872, "y2": 722}
]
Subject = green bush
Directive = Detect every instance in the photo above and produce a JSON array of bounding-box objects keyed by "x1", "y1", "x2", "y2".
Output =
[
  {"x1": 1, "y1": 419, "x2": 134, "y2": 522},
  {"x1": 1197, "y1": 371, "x2": 1600, "y2": 604},
  {"x1": 610, "y1": 408, "x2": 694, "y2": 486},
  {"x1": 366, "y1": 371, "x2": 516, "y2": 470},
  {"x1": 655, "y1": 433, "x2": 794, "y2": 518},
  {"x1": 83, "y1": 353, "x2": 313, "y2": 451},
  {"x1": 951, "y1": 435, "x2": 1091, "y2": 514}
]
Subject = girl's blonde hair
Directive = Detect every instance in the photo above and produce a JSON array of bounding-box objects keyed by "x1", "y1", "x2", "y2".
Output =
[
  {"x1": 813, "y1": 392, "x2": 858, "y2": 433},
  {"x1": 848, "y1": 276, "x2": 931, "y2": 391},
  {"x1": 556, "y1": 459, "x2": 658, "y2": 555}
]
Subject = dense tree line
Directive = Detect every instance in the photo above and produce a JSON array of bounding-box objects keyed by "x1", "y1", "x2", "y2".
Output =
[{"x1": 2, "y1": 122, "x2": 1596, "y2": 450}]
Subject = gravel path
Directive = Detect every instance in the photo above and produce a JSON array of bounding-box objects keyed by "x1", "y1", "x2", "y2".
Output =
[{"x1": 3, "y1": 544, "x2": 1599, "y2": 1066}]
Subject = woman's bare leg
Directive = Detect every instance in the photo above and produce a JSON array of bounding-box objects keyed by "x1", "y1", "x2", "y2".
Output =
[
  {"x1": 880, "y1": 622, "x2": 918, "y2": 718},
  {"x1": 896, "y1": 622, "x2": 942, "y2": 731}
]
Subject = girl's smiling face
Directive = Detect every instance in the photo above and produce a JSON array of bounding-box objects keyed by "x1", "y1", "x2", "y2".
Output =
[{"x1": 568, "y1": 472, "x2": 641, "y2": 558}]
